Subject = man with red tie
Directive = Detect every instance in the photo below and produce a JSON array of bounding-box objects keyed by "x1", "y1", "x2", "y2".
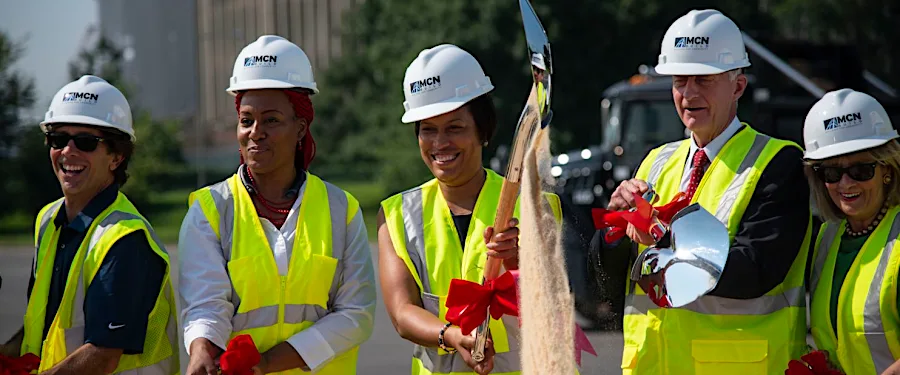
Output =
[{"x1": 596, "y1": 9, "x2": 812, "y2": 375}]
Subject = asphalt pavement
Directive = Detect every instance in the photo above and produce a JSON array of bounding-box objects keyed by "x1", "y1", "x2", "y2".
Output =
[{"x1": 0, "y1": 244, "x2": 622, "y2": 374}]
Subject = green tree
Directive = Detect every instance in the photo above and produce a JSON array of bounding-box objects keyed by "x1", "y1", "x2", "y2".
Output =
[
  {"x1": 313, "y1": 0, "x2": 530, "y2": 194},
  {"x1": 312, "y1": 0, "x2": 781, "y2": 194},
  {"x1": 770, "y1": 0, "x2": 899, "y2": 87},
  {"x1": 0, "y1": 31, "x2": 41, "y2": 215},
  {"x1": 11, "y1": 31, "x2": 186, "y2": 213}
]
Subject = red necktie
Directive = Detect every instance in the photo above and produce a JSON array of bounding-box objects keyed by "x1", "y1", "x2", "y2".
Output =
[{"x1": 685, "y1": 149, "x2": 709, "y2": 200}]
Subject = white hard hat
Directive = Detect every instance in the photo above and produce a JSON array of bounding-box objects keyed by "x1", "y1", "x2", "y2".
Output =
[
  {"x1": 227, "y1": 35, "x2": 318, "y2": 95},
  {"x1": 401, "y1": 44, "x2": 494, "y2": 123},
  {"x1": 803, "y1": 88, "x2": 898, "y2": 160},
  {"x1": 40, "y1": 75, "x2": 135, "y2": 141},
  {"x1": 531, "y1": 53, "x2": 547, "y2": 71},
  {"x1": 655, "y1": 9, "x2": 751, "y2": 76}
]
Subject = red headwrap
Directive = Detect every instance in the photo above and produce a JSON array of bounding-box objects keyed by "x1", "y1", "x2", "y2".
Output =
[{"x1": 235, "y1": 89, "x2": 317, "y2": 170}]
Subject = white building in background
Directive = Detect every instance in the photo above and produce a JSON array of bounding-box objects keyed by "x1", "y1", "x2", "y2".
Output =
[{"x1": 96, "y1": 0, "x2": 199, "y2": 121}]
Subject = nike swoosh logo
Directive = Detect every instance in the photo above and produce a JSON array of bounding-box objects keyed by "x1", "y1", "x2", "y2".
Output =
[{"x1": 108, "y1": 323, "x2": 126, "y2": 330}]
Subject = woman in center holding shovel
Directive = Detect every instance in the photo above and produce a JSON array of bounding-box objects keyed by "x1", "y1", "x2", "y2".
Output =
[{"x1": 377, "y1": 44, "x2": 561, "y2": 375}]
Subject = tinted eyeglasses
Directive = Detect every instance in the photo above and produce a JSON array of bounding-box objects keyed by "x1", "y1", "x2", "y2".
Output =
[
  {"x1": 814, "y1": 162, "x2": 879, "y2": 183},
  {"x1": 45, "y1": 133, "x2": 105, "y2": 152}
]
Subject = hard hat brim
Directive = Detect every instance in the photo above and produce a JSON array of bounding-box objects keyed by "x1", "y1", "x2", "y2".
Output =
[
  {"x1": 654, "y1": 61, "x2": 748, "y2": 76},
  {"x1": 227, "y1": 79, "x2": 319, "y2": 96},
  {"x1": 40, "y1": 114, "x2": 136, "y2": 141},
  {"x1": 804, "y1": 136, "x2": 897, "y2": 160},
  {"x1": 402, "y1": 100, "x2": 470, "y2": 124}
]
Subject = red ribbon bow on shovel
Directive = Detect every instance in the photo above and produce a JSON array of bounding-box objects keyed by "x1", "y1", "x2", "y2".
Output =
[
  {"x1": 0, "y1": 353, "x2": 40, "y2": 375},
  {"x1": 219, "y1": 334, "x2": 261, "y2": 375},
  {"x1": 445, "y1": 270, "x2": 520, "y2": 335},
  {"x1": 785, "y1": 350, "x2": 845, "y2": 375},
  {"x1": 591, "y1": 192, "x2": 690, "y2": 242}
]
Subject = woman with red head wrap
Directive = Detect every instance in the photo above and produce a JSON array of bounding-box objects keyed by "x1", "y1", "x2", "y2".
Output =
[{"x1": 178, "y1": 35, "x2": 375, "y2": 375}]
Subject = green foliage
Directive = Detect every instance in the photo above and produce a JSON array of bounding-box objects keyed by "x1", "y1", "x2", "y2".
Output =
[
  {"x1": 313, "y1": 0, "x2": 898, "y2": 198},
  {"x1": 310, "y1": 0, "x2": 781, "y2": 194},
  {"x1": 0, "y1": 31, "x2": 190, "y2": 242},
  {"x1": 0, "y1": 31, "x2": 38, "y2": 215},
  {"x1": 312, "y1": 0, "x2": 526, "y2": 195}
]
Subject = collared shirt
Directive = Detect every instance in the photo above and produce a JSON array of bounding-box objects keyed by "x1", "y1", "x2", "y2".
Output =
[
  {"x1": 679, "y1": 116, "x2": 744, "y2": 191},
  {"x1": 177, "y1": 167, "x2": 376, "y2": 372},
  {"x1": 27, "y1": 184, "x2": 166, "y2": 354}
]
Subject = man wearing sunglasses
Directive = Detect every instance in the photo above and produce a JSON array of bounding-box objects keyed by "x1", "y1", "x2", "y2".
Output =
[
  {"x1": 597, "y1": 9, "x2": 813, "y2": 374},
  {"x1": 0, "y1": 75, "x2": 179, "y2": 374}
]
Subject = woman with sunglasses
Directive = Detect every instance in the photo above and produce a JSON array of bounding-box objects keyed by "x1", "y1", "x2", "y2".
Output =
[
  {"x1": 804, "y1": 89, "x2": 900, "y2": 375},
  {"x1": 0, "y1": 75, "x2": 179, "y2": 374},
  {"x1": 178, "y1": 35, "x2": 375, "y2": 375}
]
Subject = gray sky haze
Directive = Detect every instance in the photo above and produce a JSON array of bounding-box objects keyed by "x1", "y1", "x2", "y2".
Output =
[{"x1": 0, "y1": 0, "x2": 97, "y2": 119}]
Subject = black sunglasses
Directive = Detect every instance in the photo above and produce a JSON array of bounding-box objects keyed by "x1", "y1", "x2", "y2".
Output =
[
  {"x1": 814, "y1": 162, "x2": 879, "y2": 183},
  {"x1": 45, "y1": 132, "x2": 105, "y2": 152}
]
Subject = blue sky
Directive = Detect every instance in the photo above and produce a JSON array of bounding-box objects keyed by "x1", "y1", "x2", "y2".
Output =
[{"x1": 0, "y1": 0, "x2": 97, "y2": 119}]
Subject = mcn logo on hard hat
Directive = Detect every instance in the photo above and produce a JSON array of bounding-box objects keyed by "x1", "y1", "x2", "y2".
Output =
[
  {"x1": 674, "y1": 36, "x2": 710, "y2": 50},
  {"x1": 410, "y1": 76, "x2": 441, "y2": 95},
  {"x1": 244, "y1": 55, "x2": 278, "y2": 67},
  {"x1": 62, "y1": 92, "x2": 99, "y2": 105},
  {"x1": 824, "y1": 112, "x2": 863, "y2": 130}
]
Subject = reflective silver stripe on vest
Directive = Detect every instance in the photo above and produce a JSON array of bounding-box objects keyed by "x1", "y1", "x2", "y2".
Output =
[
  {"x1": 37, "y1": 200, "x2": 64, "y2": 248},
  {"x1": 647, "y1": 142, "x2": 681, "y2": 185},
  {"x1": 810, "y1": 223, "x2": 840, "y2": 295},
  {"x1": 399, "y1": 188, "x2": 521, "y2": 374},
  {"x1": 864, "y1": 214, "x2": 900, "y2": 373},
  {"x1": 206, "y1": 176, "x2": 350, "y2": 324},
  {"x1": 714, "y1": 133, "x2": 770, "y2": 223},
  {"x1": 64, "y1": 211, "x2": 177, "y2": 374},
  {"x1": 207, "y1": 179, "x2": 235, "y2": 260},
  {"x1": 232, "y1": 304, "x2": 328, "y2": 331},
  {"x1": 625, "y1": 286, "x2": 805, "y2": 315},
  {"x1": 400, "y1": 188, "x2": 432, "y2": 294},
  {"x1": 35, "y1": 200, "x2": 65, "y2": 279}
]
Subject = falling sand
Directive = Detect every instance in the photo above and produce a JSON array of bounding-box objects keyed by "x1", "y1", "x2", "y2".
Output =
[{"x1": 517, "y1": 124, "x2": 576, "y2": 374}]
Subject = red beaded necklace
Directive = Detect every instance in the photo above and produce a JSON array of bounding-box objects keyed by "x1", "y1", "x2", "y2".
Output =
[{"x1": 246, "y1": 169, "x2": 294, "y2": 227}]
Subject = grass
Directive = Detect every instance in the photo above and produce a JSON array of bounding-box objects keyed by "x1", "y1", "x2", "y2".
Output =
[
  {"x1": 141, "y1": 189, "x2": 192, "y2": 244},
  {"x1": 0, "y1": 189, "x2": 191, "y2": 247},
  {"x1": 0, "y1": 181, "x2": 387, "y2": 247},
  {"x1": 0, "y1": 211, "x2": 34, "y2": 246}
]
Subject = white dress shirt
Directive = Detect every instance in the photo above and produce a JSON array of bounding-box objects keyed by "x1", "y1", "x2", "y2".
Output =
[
  {"x1": 679, "y1": 116, "x2": 744, "y2": 191},
  {"x1": 177, "y1": 177, "x2": 376, "y2": 372}
]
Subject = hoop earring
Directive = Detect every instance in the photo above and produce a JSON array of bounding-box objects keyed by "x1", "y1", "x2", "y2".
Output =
[{"x1": 885, "y1": 174, "x2": 893, "y2": 185}]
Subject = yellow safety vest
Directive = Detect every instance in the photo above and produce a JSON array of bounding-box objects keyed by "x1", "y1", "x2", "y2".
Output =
[
  {"x1": 189, "y1": 172, "x2": 360, "y2": 374},
  {"x1": 622, "y1": 125, "x2": 811, "y2": 374},
  {"x1": 381, "y1": 169, "x2": 562, "y2": 375},
  {"x1": 810, "y1": 206, "x2": 900, "y2": 375},
  {"x1": 22, "y1": 193, "x2": 179, "y2": 374}
]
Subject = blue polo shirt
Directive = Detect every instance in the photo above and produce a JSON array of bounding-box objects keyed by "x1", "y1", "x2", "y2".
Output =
[{"x1": 27, "y1": 184, "x2": 167, "y2": 354}]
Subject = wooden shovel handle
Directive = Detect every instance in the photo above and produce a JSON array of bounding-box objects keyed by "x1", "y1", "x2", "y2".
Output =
[
  {"x1": 482, "y1": 178, "x2": 521, "y2": 281},
  {"x1": 481, "y1": 87, "x2": 541, "y2": 282}
]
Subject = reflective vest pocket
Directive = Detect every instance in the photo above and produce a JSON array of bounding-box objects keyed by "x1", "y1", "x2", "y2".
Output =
[
  {"x1": 227, "y1": 254, "x2": 276, "y2": 313},
  {"x1": 286, "y1": 254, "x2": 337, "y2": 309},
  {"x1": 691, "y1": 340, "x2": 768, "y2": 375}
]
